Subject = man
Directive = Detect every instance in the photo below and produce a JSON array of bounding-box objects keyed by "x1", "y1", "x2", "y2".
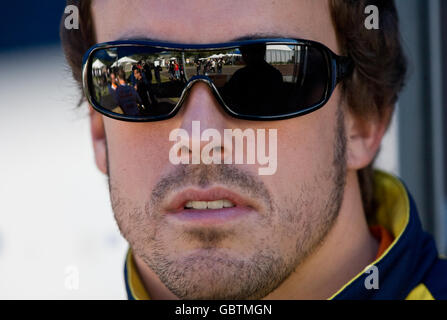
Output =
[
  {"x1": 196, "y1": 59, "x2": 202, "y2": 75},
  {"x1": 133, "y1": 68, "x2": 152, "y2": 110},
  {"x1": 223, "y1": 44, "x2": 284, "y2": 116},
  {"x1": 154, "y1": 63, "x2": 162, "y2": 84},
  {"x1": 115, "y1": 68, "x2": 142, "y2": 116},
  {"x1": 142, "y1": 60, "x2": 153, "y2": 85},
  {"x1": 217, "y1": 59, "x2": 223, "y2": 74},
  {"x1": 60, "y1": 0, "x2": 447, "y2": 300}
]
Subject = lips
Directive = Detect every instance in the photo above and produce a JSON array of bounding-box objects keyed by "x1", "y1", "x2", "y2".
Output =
[
  {"x1": 164, "y1": 187, "x2": 257, "y2": 225},
  {"x1": 166, "y1": 187, "x2": 254, "y2": 212}
]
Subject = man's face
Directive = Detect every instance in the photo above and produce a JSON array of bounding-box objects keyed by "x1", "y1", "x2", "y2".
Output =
[
  {"x1": 92, "y1": 0, "x2": 347, "y2": 299},
  {"x1": 134, "y1": 70, "x2": 141, "y2": 80}
]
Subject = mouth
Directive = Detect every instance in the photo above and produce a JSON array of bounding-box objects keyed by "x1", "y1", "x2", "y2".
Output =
[{"x1": 165, "y1": 187, "x2": 257, "y2": 226}]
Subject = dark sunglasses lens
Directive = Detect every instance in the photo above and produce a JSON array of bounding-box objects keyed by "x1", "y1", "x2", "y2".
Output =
[
  {"x1": 88, "y1": 43, "x2": 330, "y2": 119},
  {"x1": 216, "y1": 44, "x2": 330, "y2": 117},
  {"x1": 88, "y1": 47, "x2": 187, "y2": 118}
]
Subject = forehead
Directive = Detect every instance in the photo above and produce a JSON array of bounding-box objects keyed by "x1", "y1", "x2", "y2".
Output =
[{"x1": 92, "y1": 0, "x2": 338, "y2": 52}]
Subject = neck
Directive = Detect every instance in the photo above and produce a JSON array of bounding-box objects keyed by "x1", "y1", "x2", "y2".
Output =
[{"x1": 133, "y1": 170, "x2": 378, "y2": 300}]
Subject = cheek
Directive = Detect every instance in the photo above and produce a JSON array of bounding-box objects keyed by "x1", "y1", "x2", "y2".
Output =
[
  {"x1": 267, "y1": 104, "x2": 339, "y2": 201},
  {"x1": 104, "y1": 119, "x2": 174, "y2": 202}
]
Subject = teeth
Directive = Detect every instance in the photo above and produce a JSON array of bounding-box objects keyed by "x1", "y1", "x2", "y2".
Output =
[
  {"x1": 207, "y1": 200, "x2": 223, "y2": 209},
  {"x1": 223, "y1": 200, "x2": 234, "y2": 208},
  {"x1": 190, "y1": 201, "x2": 208, "y2": 209},
  {"x1": 184, "y1": 199, "x2": 235, "y2": 209}
]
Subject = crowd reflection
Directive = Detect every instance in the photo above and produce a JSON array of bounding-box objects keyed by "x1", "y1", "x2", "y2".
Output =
[{"x1": 91, "y1": 44, "x2": 302, "y2": 117}]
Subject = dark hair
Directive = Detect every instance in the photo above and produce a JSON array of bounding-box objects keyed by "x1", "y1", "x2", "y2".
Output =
[
  {"x1": 117, "y1": 68, "x2": 126, "y2": 80},
  {"x1": 329, "y1": 0, "x2": 407, "y2": 217},
  {"x1": 108, "y1": 67, "x2": 117, "y2": 77},
  {"x1": 60, "y1": 0, "x2": 407, "y2": 217},
  {"x1": 60, "y1": 0, "x2": 96, "y2": 105}
]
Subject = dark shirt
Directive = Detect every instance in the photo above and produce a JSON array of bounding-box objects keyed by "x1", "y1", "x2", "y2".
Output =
[
  {"x1": 135, "y1": 78, "x2": 152, "y2": 108},
  {"x1": 115, "y1": 84, "x2": 141, "y2": 116},
  {"x1": 143, "y1": 65, "x2": 153, "y2": 83}
]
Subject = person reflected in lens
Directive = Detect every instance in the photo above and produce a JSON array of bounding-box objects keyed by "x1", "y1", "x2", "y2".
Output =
[
  {"x1": 98, "y1": 67, "x2": 119, "y2": 110},
  {"x1": 217, "y1": 58, "x2": 223, "y2": 74},
  {"x1": 168, "y1": 60, "x2": 175, "y2": 80},
  {"x1": 154, "y1": 63, "x2": 162, "y2": 84},
  {"x1": 115, "y1": 68, "x2": 142, "y2": 116},
  {"x1": 203, "y1": 59, "x2": 209, "y2": 74},
  {"x1": 97, "y1": 69, "x2": 118, "y2": 110},
  {"x1": 223, "y1": 44, "x2": 284, "y2": 115},
  {"x1": 179, "y1": 63, "x2": 187, "y2": 83},
  {"x1": 134, "y1": 68, "x2": 153, "y2": 111},
  {"x1": 129, "y1": 64, "x2": 137, "y2": 87},
  {"x1": 195, "y1": 59, "x2": 202, "y2": 75},
  {"x1": 142, "y1": 60, "x2": 153, "y2": 84},
  {"x1": 142, "y1": 60, "x2": 158, "y2": 105},
  {"x1": 108, "y1": 68, "x2": 118, "y2": 92},
  {"x1": 174, "y1": 60, "x2": 180, "y2": 80}
]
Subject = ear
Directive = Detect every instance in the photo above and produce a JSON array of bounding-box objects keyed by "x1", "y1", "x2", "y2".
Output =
[
  {"x1": 345, "y1": 106, "x2": 392, "y2": 170},
  {"x1": 89, "y1": 105, "x2": 108, "y2": 175}
]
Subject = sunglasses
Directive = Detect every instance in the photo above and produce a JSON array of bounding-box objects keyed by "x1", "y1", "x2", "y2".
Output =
[{"x1": 82, "y1": 38, "x2": 353, "y2": 122}]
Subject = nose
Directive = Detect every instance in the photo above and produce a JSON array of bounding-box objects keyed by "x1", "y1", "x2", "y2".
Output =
[
  {"x1": 179, "y1": 77, "x2": 228, "y2": 126},
  {"x1": 173, "y1": 78, "x2": 232, "y2": 164}
]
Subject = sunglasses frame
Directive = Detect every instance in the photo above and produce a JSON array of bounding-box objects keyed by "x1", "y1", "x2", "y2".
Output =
[{"x1": 82, "y1": 38, "x2": 353, "y2": 122}]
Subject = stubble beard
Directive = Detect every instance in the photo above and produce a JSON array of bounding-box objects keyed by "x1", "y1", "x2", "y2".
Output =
[{"x1": 107, "y1": 107, "x2": 347, "y2": 300}]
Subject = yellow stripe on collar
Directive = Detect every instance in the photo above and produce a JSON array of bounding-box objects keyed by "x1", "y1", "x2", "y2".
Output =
[
  {"x1": 328, "y1": 170, "x2": 411, "y2": 299},
  {"x1": 126, "y1": 249, "x2": 151, "y2": 300},
  {"x1": 405, "y1": 284, "x2": 435, "y2": 300},
  {"x1": 371, "y1": 170, "x2": 410, "y2": 240}
]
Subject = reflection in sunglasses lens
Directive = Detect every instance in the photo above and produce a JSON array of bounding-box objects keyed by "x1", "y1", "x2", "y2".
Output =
[{"x1": 89, "y1": 44, "x2": 328, "y2": 119}]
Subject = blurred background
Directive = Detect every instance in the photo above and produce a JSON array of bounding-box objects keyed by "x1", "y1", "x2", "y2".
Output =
[{"x1": 0, "y1": 1, "x2": 446, "y2": 299}]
